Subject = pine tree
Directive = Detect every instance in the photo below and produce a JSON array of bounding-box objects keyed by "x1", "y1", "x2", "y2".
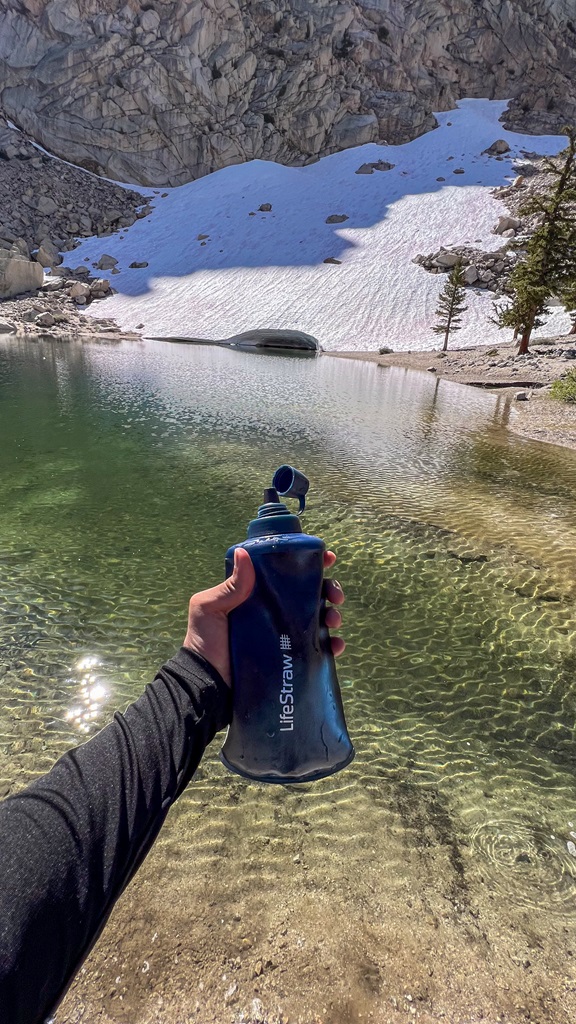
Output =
[
  {"x1": 496, "y1": 127, "x2": 576, "y2": 353},
  {"x1": 432, "y1": 260, "x2": 468, "y2": 351},
  {"x1": 560, "y1": 277, "x2": 576, "y2": 335}
]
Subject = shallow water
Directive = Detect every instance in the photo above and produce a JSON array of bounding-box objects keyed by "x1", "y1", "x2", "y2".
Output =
[{"x1": 1, "y1": 338, "x2": 576, "y2": 1022}]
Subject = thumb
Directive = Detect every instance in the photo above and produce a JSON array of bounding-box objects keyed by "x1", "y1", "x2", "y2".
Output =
[{"x1": 199, "y1": 547, "x2": 256, "y2": 614}]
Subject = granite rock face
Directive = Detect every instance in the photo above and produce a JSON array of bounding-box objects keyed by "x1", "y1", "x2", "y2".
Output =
[{"x1": 1, "y1": 1, "x2": 575, "y2": 186}]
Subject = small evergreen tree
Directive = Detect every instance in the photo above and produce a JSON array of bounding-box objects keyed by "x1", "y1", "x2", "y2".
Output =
[
  {"x1": 432, "y1": 261, "x2": 468, "y2": 351},
  {"x1": 496, "y1": 127, "x2": 576, "y2": 353}
]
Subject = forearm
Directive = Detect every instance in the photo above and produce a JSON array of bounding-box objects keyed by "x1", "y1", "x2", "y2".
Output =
[{"x1": 0, "y1": 648, "x2": 230, "y2": 1024}]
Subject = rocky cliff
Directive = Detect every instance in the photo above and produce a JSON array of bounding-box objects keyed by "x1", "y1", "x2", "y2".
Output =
[{"x1": 1, "y1": 0, "x2": 576, "y2": 186}]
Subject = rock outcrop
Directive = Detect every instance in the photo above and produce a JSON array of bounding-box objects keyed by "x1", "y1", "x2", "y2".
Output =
[
  {"x1": 413, "y1": 246, "x2": 518, "y2": 296},
  {"x1": 0, "y1": 239, "x2": 43, "y2": 299},
  {"x1": 1, "y1": 1, "x2": 575, "y2": 187}
]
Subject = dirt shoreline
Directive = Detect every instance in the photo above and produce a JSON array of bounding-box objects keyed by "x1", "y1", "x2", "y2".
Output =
[{"x1": 326, "y1": 338, "x2": 576, "y2": 451}]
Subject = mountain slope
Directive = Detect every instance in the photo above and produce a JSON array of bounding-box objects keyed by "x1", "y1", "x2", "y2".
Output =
[{"x1": 71, "y1": 99, "x2": 571, "y2": 351}]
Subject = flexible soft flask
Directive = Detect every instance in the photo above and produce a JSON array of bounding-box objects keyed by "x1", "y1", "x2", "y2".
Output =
[{"x1": 220, "y1": 465, "x2": 355, "y2": 784}]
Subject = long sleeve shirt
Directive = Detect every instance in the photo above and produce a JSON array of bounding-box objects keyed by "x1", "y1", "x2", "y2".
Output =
[{"x1": 0, "y1": 648, "x2": 231, "y2": 1024}]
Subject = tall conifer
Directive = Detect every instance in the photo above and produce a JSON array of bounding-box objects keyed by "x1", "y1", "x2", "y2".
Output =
[
  {"x1": 560, "y1": 278, "x2": 576, "y2": 334},
  {"x1": 496, "y1": 127, "x2": 576, "y2": 353},
  {"x1": 432, "y1": 261, "x2": 468, "y2": 351}
]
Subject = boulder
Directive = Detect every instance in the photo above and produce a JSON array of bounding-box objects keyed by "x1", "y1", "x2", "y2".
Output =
[
  {"x1": 0, "y1": 317, "x2": 16, "y2": 333},
  {"x1": 89, "y1": 278, "x2": 111, "y2": 296},
  {"x1": 325, "y1": 214, "x2": 349, "y2": 224},
  {"x1": 35, "y1": 311, "x2": 55, "y2": 327},
  {"x1": 10, "y1": 238, "x2": 30, "y2": 259},
  {"x1": 95, "y1": 254, "x2": 118, "y2": 270},
  {"x1": 464, "y1": 265, "x2": 479, "y2": 284},
  {"x1": 0, "y1": 251, "x2": 43, "y2": 298},
  {"x1": 485, "y1": 139, "x2": 511, "y2": 155},
  {"x1": 434, "y1": 251, "x2": 461, "y2": 268},
  {"x1": 355, "y1": 159, "x2": 394, "y2": 175},
  {"x1": 129, "y1": 261, "x2": 149, "y2": 269},
  {"x1": 69, "y1": 281, "x2": 91, "y2": 300},
  {"x1": 258, "y1": 203, "x2": 272, "y2": 212},
  {"x1": 494, "y1": 215, "x2": 521, "y2": 234},
  {"x1": 36, "y1": 238, "x2": 62, "y2": 267},
  {"x1": 41, "y1": 278, "x2": 65, "y2": 292},
  {"x1": 323, "y1": 257, "x2": 342, "y2": 265}
]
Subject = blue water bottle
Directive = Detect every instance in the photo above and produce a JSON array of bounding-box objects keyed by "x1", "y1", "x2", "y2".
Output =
[{"x1": 220, "y1": 465, "x2": 354, "y2": 783}]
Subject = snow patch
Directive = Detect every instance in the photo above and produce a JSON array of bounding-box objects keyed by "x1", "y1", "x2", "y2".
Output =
[{"x1": 69, "y1": 100, "x2": 570, "y2": 351}]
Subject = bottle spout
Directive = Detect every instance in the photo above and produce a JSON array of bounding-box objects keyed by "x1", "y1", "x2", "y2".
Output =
[{"x1": 272, "y1": 465, "x2": 309, "y2": 514}]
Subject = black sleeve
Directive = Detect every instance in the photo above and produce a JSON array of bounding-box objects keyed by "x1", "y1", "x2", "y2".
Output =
[{"x1": 0, "y1": 647, "x2": 231, "y2": 1024}]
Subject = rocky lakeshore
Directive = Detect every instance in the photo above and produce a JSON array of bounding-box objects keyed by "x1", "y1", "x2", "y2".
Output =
[
  {"x1": 329, "y1": 339, "x2": 576, "y2": 451},
  {"x1": 0, "y1": 271, "x2": 141, "y2": 343}
]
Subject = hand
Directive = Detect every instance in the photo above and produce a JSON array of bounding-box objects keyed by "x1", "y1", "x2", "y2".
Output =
[{"x1": 183, "y1": 548, "x2": 345, "y2": 686}]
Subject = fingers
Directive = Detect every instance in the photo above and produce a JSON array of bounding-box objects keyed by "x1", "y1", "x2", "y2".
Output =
[
  {"x1": 331, "y1": 636, "x2": 346, "y2": 657},
  {"x1": 324, "y1": 606, "x2": 342, "y2": 630},
  {"x1": 324, "y1": 577, "x2": 344, "y2": 606},
  {"x1": 323, "y1": 549, "x2": 337, "y2": 569},
  {"x1": 192, "y1": 547, "x2": 255, "y2": 614},
  {"x1": 323, "y1": 553, "x2": 345, "y2": 655}
]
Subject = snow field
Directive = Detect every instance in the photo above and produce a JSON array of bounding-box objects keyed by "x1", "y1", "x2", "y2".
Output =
[{"x1": 70, "y1": 99, "x2": 570, "y2": 351}]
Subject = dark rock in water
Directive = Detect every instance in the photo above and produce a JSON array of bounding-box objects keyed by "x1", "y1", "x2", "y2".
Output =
[
  {"x1": 230, "y1": 329, "x2": 319, "y2": 351},
  {"x1": 447, "y1": 550, "x2": 488, "y2": 564},
  {"x1": 149, "y1": 328, "x2": 320, "y2": 351}
]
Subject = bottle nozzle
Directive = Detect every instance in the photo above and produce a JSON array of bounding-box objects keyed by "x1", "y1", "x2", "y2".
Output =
[
  {"x1": 272, "y1": 465, "x2": 309, "y2": 515},
  {"x1": 263, "y1": 487, "x2": 280, "y2": 504}
]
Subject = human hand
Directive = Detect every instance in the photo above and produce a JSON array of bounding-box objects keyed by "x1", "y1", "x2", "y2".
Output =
[{"x1": 183, "y1": 548, "x2": 345, "y2": 686}]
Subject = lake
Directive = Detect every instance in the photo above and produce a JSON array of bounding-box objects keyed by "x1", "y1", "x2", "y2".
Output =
[{"x1": 1, "y1": 337, "x2": 575, "y2": 1024}]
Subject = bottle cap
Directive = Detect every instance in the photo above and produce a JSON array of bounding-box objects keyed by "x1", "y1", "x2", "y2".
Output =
[{"x1": 272, "y1": 465, "x2": 309, "y2": 514}]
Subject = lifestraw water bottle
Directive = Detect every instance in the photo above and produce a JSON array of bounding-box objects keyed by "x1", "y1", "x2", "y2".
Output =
[{"x1": 220, "y1": 465, "x2": 354, "y2": 783}]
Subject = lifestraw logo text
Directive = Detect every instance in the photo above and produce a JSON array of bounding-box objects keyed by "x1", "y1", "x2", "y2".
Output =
[{"x1": 279, "y1": 634, "x2": 294, "y2": 732}]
